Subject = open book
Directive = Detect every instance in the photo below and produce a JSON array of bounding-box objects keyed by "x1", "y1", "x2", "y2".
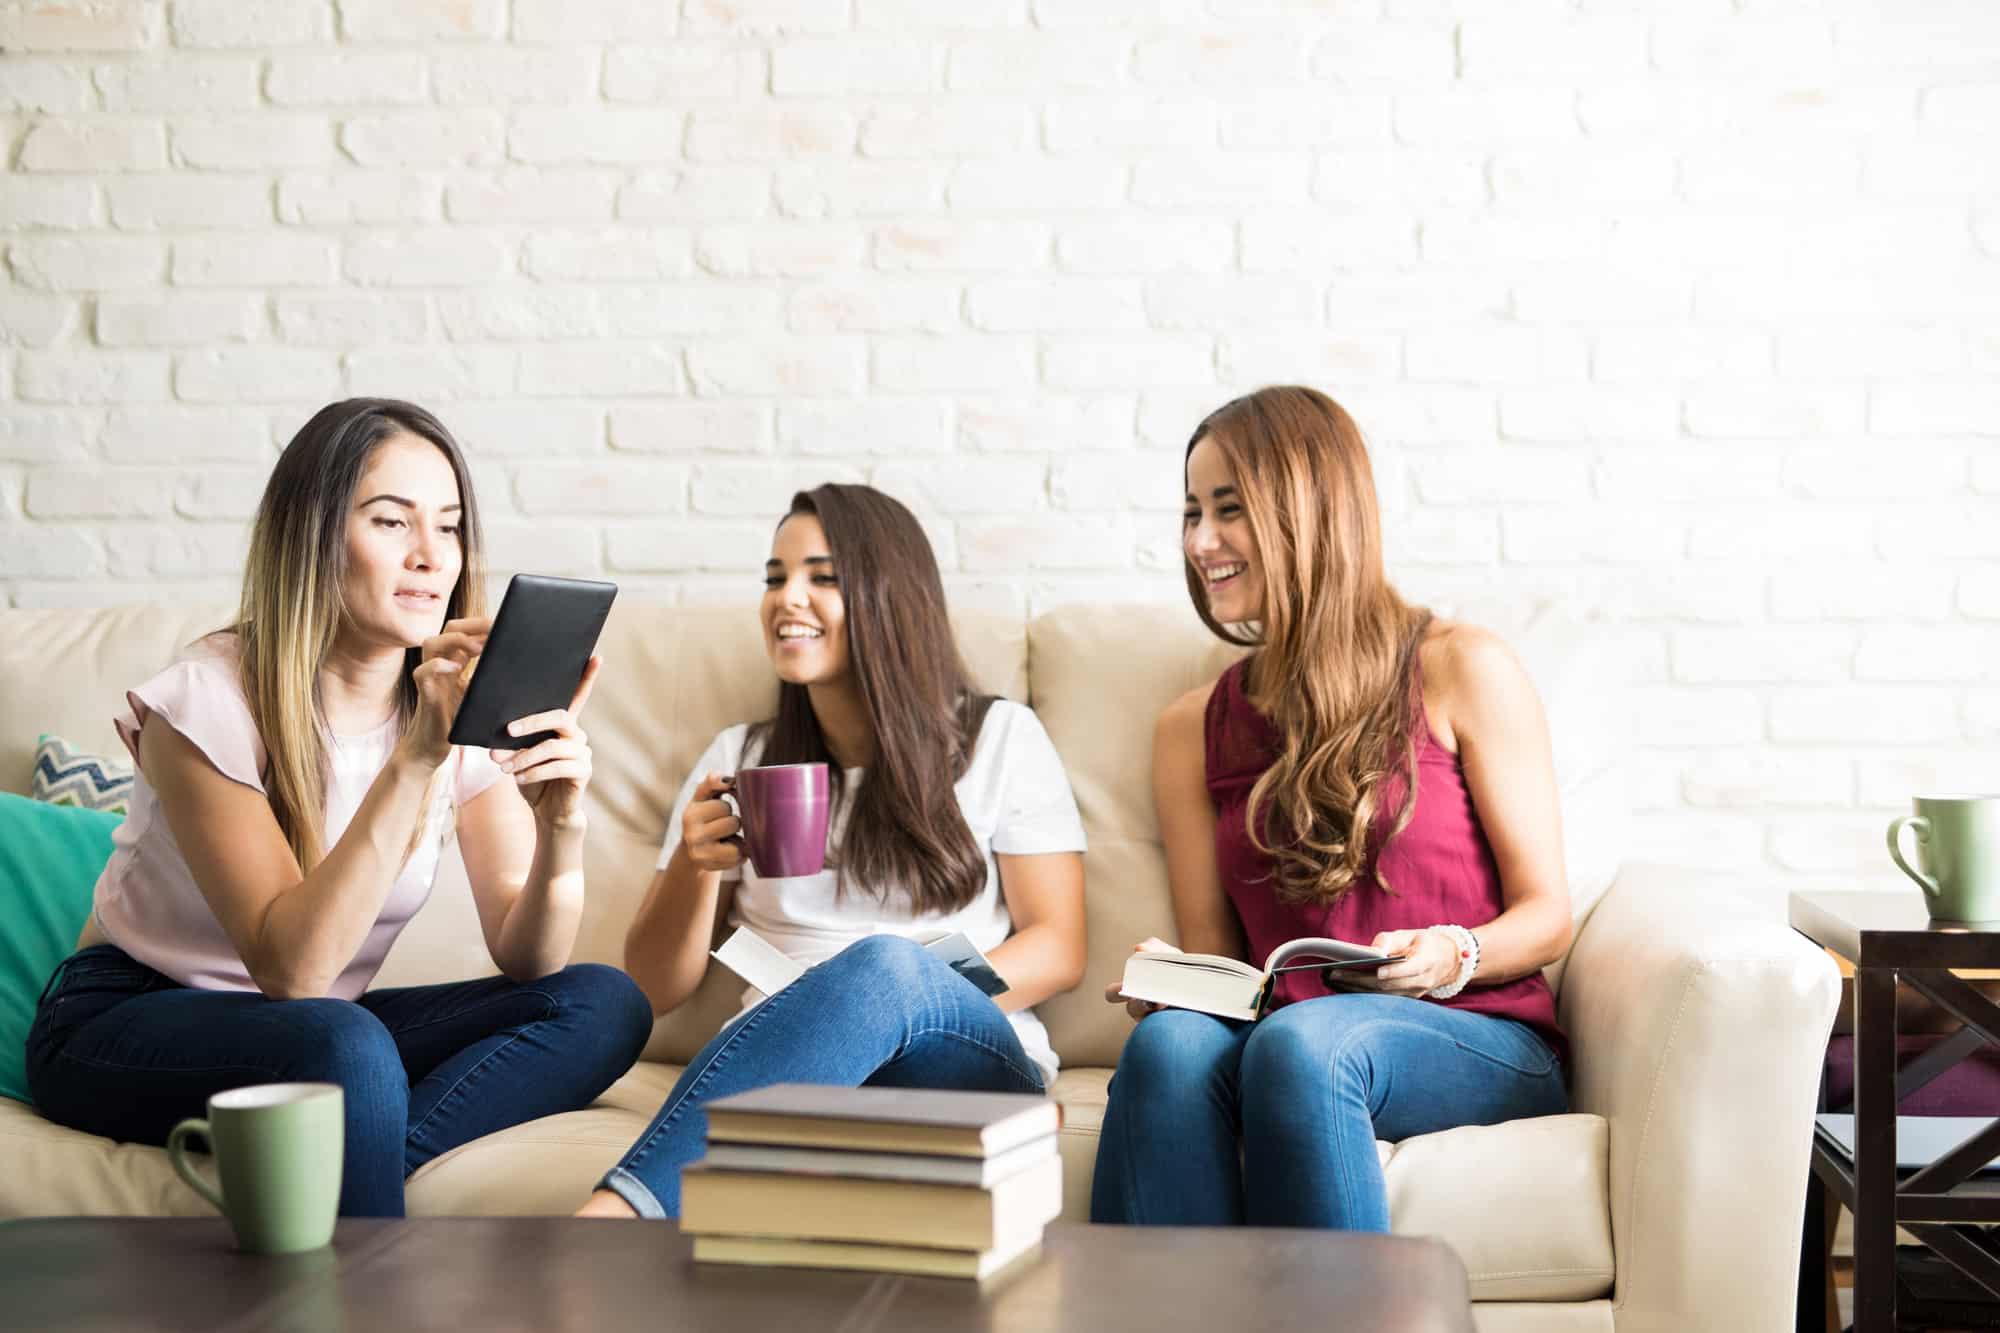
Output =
[
  {"x1": 1117, "y1": 937, "x2": 1404, "y2": 1023},
  {"x1": 712, "y1": 925, "x2": 1010, "y2": 1000}
]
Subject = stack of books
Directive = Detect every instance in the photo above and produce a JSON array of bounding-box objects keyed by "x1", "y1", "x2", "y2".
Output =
[{"x1": 681, "y1": 1083, "x2": 1063, "y2": 1280}]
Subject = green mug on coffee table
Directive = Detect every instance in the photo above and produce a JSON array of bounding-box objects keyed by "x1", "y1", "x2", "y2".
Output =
[
  {"x1": 1889, "y1": 795, "x2": 2000, "y2": 924},
  {"x1": 167, "y1": 1082, "x2": 343, "y2": 1254}
]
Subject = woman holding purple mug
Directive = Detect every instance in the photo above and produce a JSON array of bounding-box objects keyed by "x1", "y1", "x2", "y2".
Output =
[{"x1": 577, "y1": 483, "x2": 1087, "y2": 1221}]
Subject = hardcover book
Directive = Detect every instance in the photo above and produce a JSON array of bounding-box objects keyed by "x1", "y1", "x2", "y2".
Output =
[{"x1": 701, "y1": 1083, "x2": 1059, "y2": 1158}]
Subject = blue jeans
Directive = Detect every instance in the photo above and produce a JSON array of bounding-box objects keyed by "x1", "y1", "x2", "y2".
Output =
[
  {"x1": 601, "y1": 934, "x2": 1046, "y2": 1219},
  {"x1": 1090, "y1": 992, "x2": 1567, "y2": 1230},
  {"x1": 25, "y1": 944, "x2": 653, "y2": 1218}
]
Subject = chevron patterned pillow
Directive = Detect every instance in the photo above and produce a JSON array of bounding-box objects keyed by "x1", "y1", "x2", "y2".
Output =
[{"x1": 31, "y1": 734, "x2": 134, "y2": 816}]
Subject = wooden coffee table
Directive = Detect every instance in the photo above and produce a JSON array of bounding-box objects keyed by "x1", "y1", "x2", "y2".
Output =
[{"x1": 0, "y1": 1216, "x2": 1474, "y2": 1331}]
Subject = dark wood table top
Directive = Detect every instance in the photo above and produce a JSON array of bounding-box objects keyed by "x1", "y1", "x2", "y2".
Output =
[
  {"x1": 0, "y1": 1216, "x2": 1476, "y2": 1332},
  {"x1": 1791, "y1": 891, "x2": 2000, "y2": 969}
]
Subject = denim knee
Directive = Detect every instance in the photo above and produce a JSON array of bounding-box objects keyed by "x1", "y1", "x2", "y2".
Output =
[
  {"x1": 548, "y1": 962, "x2": 653, "y2": 1066},
  {"x1": 817, "y1": 934, "x2": 934, "y2": 996},
  {"x1": 1242, "y1": 997, "x2": 1404, "y2": 1103},
  {"x1": 1115, "y1": 1010, "x2": 1238, "y2": 1097},
  {"x1": 277, "y1": 999, "x2": 405, "y2": 1099}
]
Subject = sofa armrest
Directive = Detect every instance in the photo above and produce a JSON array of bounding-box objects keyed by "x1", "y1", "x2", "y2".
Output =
[{"x1": 1560, "y1": 863, "x2": 1840, "y2": 1333}]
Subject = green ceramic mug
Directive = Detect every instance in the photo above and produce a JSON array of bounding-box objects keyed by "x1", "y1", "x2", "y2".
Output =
[
  {"x1": 167, "y1": 1082, "x2": 343, "y2": 1254},
  {"x1": 1888, "y1": 795, "x2": 2000, "y2": 924}
]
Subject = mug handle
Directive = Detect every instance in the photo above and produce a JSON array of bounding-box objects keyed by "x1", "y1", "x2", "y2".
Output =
[
  {"x1": 167, "y1": 1117, "x2": 227, "y2": 1214},
  {"x1": 719, "y1": 777, "x2": 748, "y2": 854},
  {"x1": 1888, "y1": 815, "x2": 1941, "y2": 898}
]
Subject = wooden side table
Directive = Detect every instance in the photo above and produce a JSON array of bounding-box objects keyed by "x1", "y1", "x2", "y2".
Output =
[{"x1": 1791, "y1": 892, "x2": 2000, "y2": 1333}]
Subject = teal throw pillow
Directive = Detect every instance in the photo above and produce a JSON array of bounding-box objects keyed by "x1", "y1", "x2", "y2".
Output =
[{"x1": 0, "y1": 792, "x2": 119, "y2": 1104}]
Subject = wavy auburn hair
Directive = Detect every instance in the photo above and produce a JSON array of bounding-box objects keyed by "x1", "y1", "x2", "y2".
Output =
[
  {"x1": 750, "y1": 484, "x2": 994, "y2": 916},
  {"x1": 1187, "y1": 386, "x2": 1431, "y2": 905},
  {"x1": 235, "y1": 398, "x2": 486, "y2": 872}
]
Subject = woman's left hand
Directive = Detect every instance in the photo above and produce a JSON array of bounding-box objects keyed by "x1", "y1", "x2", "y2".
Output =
[
  {"x1": 494, "y1": 656, "x2": 601, "y2": 832},
  {"x1": 1349, "y1": 929, "x2": 1466, "y2": 998}
]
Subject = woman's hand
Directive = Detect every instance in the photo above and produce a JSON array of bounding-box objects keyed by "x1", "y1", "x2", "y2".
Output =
[
  {"x1": 680, "y1": 772, "x2": 745, "y2": 873},
  {"x1": 1351, "y1": 929, "x2": 1466, "y2": 998},
  {"x1": 402, "y1": 617, "x2": 490, "y2": 769},
  {"x1": 1103, "y1": 937, "x2": 1180, "y2": 1022},
  {"x1": 496, "y1": 655, "x2": 600, "y2": 832}
]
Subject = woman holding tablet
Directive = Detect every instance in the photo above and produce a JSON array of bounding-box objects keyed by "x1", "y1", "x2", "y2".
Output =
[
  {"x1": 26, "y1": 398, "x2": 652, "y2": 1217},
  {"x1": 1092, "y1": 386, "x2": 1572, "y2": 1230},
  {"x1": 576, "y1": 483, "x2": 1087, "y2": 1220}
]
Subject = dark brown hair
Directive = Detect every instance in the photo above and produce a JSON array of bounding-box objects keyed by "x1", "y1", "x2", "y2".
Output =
[
  {"x1": 751, "y1": 483, "x2": 995, "y2": 915},
  {"x1": 1188, "y1": 386, "x2": 1429, "y2": 904}
]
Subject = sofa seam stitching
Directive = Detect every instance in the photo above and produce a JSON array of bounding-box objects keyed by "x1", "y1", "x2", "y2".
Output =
[{"x1": 1613, "y1": 954, "x2": 1704, "y2": 1317}]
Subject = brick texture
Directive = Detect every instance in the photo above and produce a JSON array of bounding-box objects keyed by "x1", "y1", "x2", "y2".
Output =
[{"x1": 0, "y1": 4, "x2": 1995, "y2": 892}]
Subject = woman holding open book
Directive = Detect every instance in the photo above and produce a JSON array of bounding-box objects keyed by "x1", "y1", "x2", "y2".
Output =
[
  {"x1": 577, "y1": 483, "x2": 1087, "y2": 1221},
  {"x1": 1092, "y1": 385, "x2": 1572, "y2": 1231}
]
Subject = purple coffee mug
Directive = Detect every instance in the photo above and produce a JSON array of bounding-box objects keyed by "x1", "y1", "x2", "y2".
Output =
[{"x1": 732, "y1": 763, "x2": 831, "y2": 879}]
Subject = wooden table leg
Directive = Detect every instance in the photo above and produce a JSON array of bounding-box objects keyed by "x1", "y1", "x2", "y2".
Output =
[
  {"x1": 1798, "y1": 1172, "x2": 1837, "y2": 1333},
  {"x1": 1854, "y1": 966, "x2": 1898, "y2": 1333}
]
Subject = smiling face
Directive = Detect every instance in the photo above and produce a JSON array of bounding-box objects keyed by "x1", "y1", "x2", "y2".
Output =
[
  {"x1": 762, "y1": 511, "x2": 852, "y2": 687},
  {"x1": 1184, "y1": 434, "x2": 1265, "y2": 626},
  {"x1": 339, "y1": 431, "x2": 464, "y2": 649}
]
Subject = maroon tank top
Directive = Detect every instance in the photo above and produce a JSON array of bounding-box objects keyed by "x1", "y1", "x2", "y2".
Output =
[{"x1": 1204, "y1": 654, "x2": 1567, "y2": 1064}]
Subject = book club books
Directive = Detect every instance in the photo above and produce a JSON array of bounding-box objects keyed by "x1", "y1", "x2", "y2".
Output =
[{"x1": 681, "y1": 1084, "x2": 1062, "y2": 1281}]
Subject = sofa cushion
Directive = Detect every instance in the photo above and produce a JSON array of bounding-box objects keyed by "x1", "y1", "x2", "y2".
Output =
[
  {"x1": 405, "y1": 1107, "x2": 651, "y2": 1217},
  {"x1": 0, "y1": 605, "x2": 236, "y2": 800},
  {"x1": 0, "y1": 794, "x2": 119, "y2": 1104},
  {"x1": 1385, "y1": 1112, "x2": 1613, "y2": 1302},
  {"x1": 1049, "y1": 1066, "x2": 1113, "y2": 1223},
  {"x1": 0, "y1": 1095, "x2": 215, "y2": 1217}
]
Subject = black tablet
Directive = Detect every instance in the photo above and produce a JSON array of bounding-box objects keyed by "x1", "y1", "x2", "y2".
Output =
[{"x1": 447, "y1": 574, "x2": 618, "y2": 751}]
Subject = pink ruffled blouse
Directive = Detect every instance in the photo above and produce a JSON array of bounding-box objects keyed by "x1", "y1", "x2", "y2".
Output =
[{"x1": 91, "y1": 634, "x2": 504, "y2": 1000}]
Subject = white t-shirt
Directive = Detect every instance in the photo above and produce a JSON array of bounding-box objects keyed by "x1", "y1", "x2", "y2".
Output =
[{"x1": 656, "y1": 700, "x2": 1086, "y2": 1084}]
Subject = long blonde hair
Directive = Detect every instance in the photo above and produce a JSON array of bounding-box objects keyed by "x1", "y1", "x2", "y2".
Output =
[
  {"x1": 1186, "y1": 386, "x2": 1430, "y2": 905},
  {"x1": 235, "y1": 398, "x2": 486, "y2": 871}
]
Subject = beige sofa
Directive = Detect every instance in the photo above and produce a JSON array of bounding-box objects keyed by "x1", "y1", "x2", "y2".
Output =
[{"x1": 0, "y1": 598, "x2": 1838, "y2": 1332}]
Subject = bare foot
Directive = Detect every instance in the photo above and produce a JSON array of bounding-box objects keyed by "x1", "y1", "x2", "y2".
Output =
[{"x1": 573, "y1": 1188, "x2": 640, "y2": 1220}]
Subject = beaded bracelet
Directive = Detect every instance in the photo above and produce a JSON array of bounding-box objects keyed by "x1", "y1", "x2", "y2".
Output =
[{"x1": 1425, "y1": 924, "x2": 1480, "y2": 1000}]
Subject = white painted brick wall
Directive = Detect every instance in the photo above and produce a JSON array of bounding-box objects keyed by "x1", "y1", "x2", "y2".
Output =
[{"x1": 1, "y1": 0, "x2": 1996, "y2": 898}]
